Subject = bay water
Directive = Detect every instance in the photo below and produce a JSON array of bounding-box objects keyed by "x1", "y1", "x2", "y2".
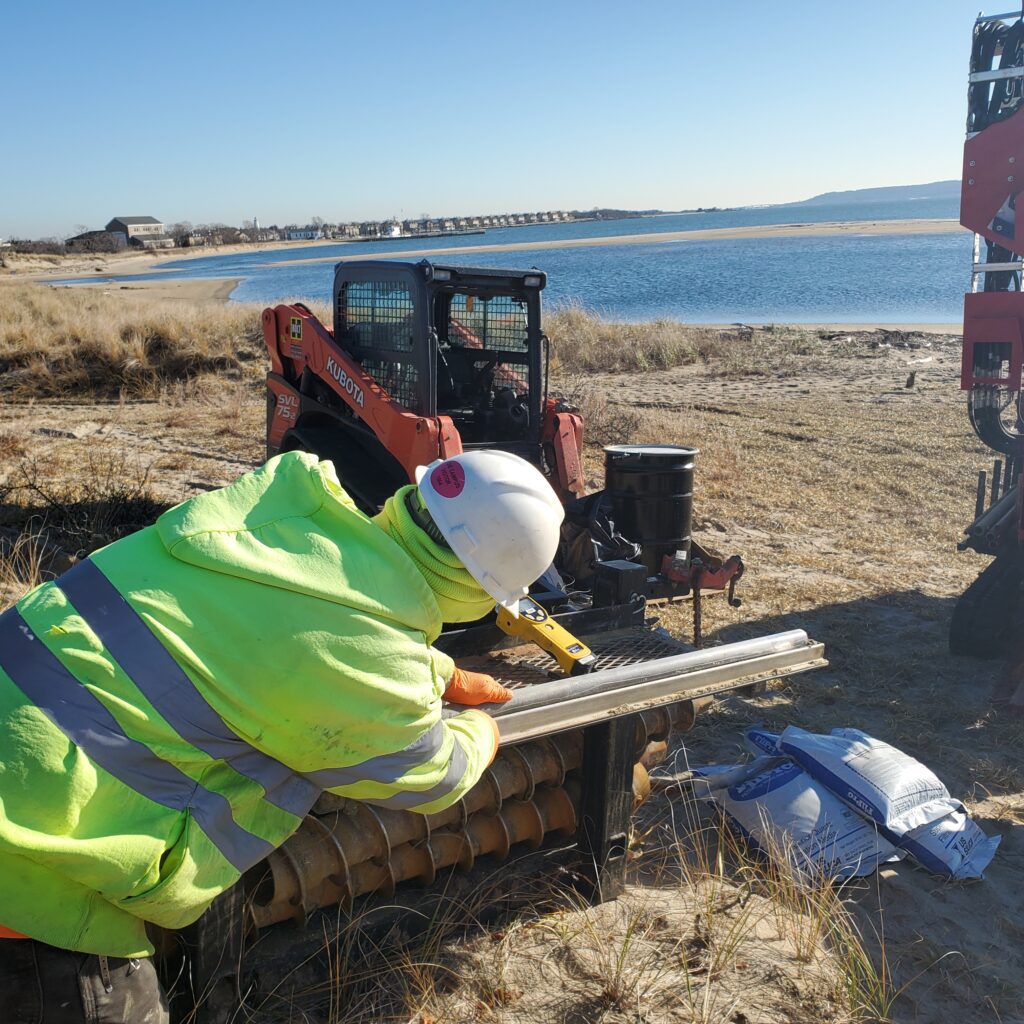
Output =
[{"x1": 86, "y1": 197, "x2": 971, "y2": 323}]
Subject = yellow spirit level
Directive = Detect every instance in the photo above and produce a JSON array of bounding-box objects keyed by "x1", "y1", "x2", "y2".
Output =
[{"x1": 495, "y1": 597, "x2": 597, "y2": 676}]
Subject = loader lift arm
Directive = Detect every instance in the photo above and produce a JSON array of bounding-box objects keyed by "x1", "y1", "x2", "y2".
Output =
[{"x1": 263, "y1": 302, "x2": 462, "y2": 491}]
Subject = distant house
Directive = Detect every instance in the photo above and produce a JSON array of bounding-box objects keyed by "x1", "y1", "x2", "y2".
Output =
[
  {"x1": 105, "y1": 216, "x2": 173, "y2": 248},
  {"x1": 286, "y1": 227, "x2": 323, "y2": 241}
]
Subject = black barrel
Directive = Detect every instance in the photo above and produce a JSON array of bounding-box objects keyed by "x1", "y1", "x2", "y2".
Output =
[{"x1": 604, "y1": 444, "x2": 698, "y2": 575}]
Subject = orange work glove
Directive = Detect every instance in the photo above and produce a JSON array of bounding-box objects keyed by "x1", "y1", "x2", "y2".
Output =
[{"x1": 443, "y1": 667, "x2": 513, "y2": 706}]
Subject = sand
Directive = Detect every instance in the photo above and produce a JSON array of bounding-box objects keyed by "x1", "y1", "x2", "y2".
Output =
[
  {"x1": 267, "y1": 217, "x2": 962, "y2": 268},
  {"x1": 4, "y1": 325, "x2": 1017, "y2": 1023},
  {"x1": 4, "y1": 308, "x2": 1022, "y2": 1021},
  {"x1": 0, "y1": 272, "x2": 241, "y2": 305},
  {"x1": 93, "y1": 277, "x2": 242, "y2": 304}
]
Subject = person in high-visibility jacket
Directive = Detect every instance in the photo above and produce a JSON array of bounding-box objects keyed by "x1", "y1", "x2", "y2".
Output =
[{"x1": 0, "y1": 448, "x2": 564, "y2": 1024}]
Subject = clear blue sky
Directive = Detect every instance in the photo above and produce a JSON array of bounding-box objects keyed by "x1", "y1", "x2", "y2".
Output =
[{"x1": 2, "y1": 0, "x2": 980, "y2": 238}]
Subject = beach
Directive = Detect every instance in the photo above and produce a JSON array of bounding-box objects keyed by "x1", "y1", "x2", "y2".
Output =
[
  {"x1": 2, "y1": 288, "x2": 1018, "y2": 1021},
  {"x1": 90, "y1": 276, "x2": 242, "y2": 304}
]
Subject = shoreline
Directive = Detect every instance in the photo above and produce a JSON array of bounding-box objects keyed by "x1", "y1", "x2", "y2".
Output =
[
  {"x1": 698, "y1": 322, "x2": 961, "y2": 334},
  {"x1": 3, "y1": 215, "x2": 965, "y2": 319},
  {"x1": 97, "y1": 276, "x2": 243, "y2": 304},
  {"x1": 267, "y1": 217, "x2": 962, "y2": 268},
  {"x1": 4, "y1": 216, "x2": 960, "y2": 285}
]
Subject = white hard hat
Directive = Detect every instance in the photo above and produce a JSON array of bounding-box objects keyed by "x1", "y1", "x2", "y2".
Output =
[{"x1": 415, "y1": 450, "x2": 564, "y2": 618}]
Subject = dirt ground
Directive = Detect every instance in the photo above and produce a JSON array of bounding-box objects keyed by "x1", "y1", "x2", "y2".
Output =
[
  {"x1": 1, "y1": 327, "x2": 1020, "y2": 1022},
  {"x1": 591, "y1": 334, "x2": 1023, "y2": 1024}
]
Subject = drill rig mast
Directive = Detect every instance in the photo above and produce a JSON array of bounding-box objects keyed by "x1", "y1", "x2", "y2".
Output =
[{"x1": 951, "y1": 8, "x2": 1024, "y2": 657}]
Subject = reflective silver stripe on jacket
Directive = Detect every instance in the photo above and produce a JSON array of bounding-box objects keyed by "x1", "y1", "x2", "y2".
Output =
[
  {"x1": 352, "y1": 737, "x2": 470, "y2": 810},
  {"x1": 0, "y1": 608, "x2": 274, "y2": 873},
  {"x1": 58, "y1": 560, "x2": 320, "y2": 821},
  {"x1": 63, "y1": 560, "x2": 461, "y2": 802},
  {"x1": 303, "y1": 719, "x2": 449, "y2": 790}
]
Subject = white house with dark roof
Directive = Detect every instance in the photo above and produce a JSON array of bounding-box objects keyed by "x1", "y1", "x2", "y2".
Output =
[{"x1": 105, "y1": 216, "x2": 173, "y2": 248}]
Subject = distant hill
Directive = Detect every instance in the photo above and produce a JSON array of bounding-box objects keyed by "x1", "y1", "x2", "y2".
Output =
[{"x1": 789, "y1": 180, "x2": 959, "y2": 206}]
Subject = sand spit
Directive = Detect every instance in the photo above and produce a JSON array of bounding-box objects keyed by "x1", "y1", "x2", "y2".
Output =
[{"x1": 266, "y1": 217, "x2": 961, "y2": 268}]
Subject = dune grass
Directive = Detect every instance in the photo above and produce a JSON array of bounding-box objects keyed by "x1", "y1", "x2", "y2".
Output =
[
  {"x1": 544, "y1": 304, "x2": 886, "y2": 376},
  {"x1": 0, "y1": 283, "x2": 918, "y2": 402},
  {"x1": 0, "y1": 283, "x2": 267, "y2": 398}
]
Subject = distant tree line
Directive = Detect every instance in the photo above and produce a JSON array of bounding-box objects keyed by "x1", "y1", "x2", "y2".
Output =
[{"x1": 8, "y1": 238, "x2": 68, "y2": 255}]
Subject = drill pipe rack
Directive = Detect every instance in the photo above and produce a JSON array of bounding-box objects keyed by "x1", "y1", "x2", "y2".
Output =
[
  {"x1": 488, "y1": 629, "x2": 824, "y2": 744},
  {"x1": 246, "y1": 702, "x2": 698, "y2": 929}
]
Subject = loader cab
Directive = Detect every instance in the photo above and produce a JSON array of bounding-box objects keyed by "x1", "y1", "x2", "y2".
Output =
[{"x1": 333, "y1": 260, "x2": 547, "y2": 459}]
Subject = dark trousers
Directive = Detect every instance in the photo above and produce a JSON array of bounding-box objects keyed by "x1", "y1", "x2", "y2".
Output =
[{"x1": 0, "y1": 940, "x2": 168, "y2": 1024}]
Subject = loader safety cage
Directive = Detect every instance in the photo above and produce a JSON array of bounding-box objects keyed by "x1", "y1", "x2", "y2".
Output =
[
  {"x1": 264, "y1": 260, "x2": 554, "y2": 513},
  {"x1": 334, "y1": 260, "x2": 546, "y2": 452}
]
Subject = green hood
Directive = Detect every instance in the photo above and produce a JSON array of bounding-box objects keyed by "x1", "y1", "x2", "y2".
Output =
[{"x1": 156, "y1": 451, "x2": 445, "y2": 642}]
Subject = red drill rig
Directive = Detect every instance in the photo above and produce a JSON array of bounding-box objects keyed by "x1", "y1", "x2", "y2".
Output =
[{"x1": 951, "y1": 8, "x2": 1024, "y2": 657}]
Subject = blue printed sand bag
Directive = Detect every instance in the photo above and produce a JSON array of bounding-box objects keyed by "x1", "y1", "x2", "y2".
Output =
[
  {"x1": 695, "y1": 758, "x2": 901, "y2": 882},
  {"x1": 775, "y1": 726, "x2": 999, "y2": 880},
  {"x1": 743, "y1": 726, "x2": 784, "y2": 756}
]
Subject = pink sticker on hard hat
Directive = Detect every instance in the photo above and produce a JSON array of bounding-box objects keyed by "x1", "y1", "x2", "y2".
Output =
[{"x1": 431, "y1": 462, "x2": 465, "y2": 498}]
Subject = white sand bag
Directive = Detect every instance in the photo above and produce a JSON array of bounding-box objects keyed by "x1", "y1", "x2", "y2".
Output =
[
  {"x1": 703, "y1": 758, "x2": 901, "y2": 881},
  {"x1": 899, "y1": 809, "x2": 1000, "y2": 880},
  {"x1": 778, "y1": 726, "x2": 1000, "y2": 879},
  {"x1": 778, "y1": 726, "x2": 955, "y2": 834}
]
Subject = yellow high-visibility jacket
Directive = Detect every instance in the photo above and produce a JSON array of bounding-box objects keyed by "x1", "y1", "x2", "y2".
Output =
[{"x1": 0, "y1": 452, "x2": 495, "y2": 956}]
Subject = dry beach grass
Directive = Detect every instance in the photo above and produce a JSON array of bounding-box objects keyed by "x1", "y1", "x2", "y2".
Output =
[
  {"x1": 0, "y1": 283, "x2": 268, "y2": 397},
  {"x1": 0, "y1": 285, "x2": 1020, "y2": 1022},
  {"x1": 0, "y1": 282, "x2": 891, "y2": 396}
]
